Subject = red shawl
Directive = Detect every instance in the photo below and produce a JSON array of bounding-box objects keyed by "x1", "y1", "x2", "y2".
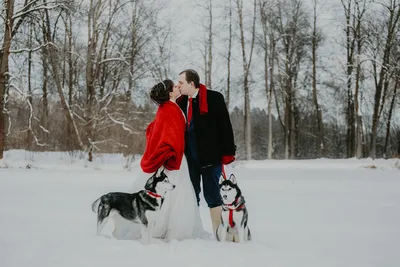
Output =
[{"x1": 140, "y1": 101, "x2": 186, "y2": 173}]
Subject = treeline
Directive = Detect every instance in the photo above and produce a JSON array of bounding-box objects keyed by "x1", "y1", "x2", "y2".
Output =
[{"x1": 0, "y1": 0, "x2": 399, "y2": 160}]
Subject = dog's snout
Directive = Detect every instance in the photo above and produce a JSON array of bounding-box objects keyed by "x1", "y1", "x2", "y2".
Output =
[
  {"x1": 223, "y1": 195, "x2": 227, "y2": 199},
  {"x1": 173, "y1": 185, "x2": 176, "y2": 189}
]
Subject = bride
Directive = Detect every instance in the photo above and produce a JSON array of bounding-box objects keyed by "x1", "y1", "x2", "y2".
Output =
[{"x1": 129, "y1": 79, "x2": 207, "y2": 241}]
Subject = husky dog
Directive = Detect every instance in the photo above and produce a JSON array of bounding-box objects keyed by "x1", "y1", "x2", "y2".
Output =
[
  {"x1": 91, "y1": 168, "x2": 175, "y2": 244},
  {"x1": 216, "y1": 174, "x2": 251, "y2": 243}
]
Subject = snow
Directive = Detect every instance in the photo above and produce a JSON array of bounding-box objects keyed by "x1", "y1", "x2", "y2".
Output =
[{"x1": 0, "y1": 150, "x2": 399, "y2": 267}]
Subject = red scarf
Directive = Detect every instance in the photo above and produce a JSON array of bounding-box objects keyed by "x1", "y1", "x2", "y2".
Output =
[
  {"x1": 140, "y1": 101, "x2": 186, "y2": 173},
  {"x1": 177, "y1": 83, "x2": 208, "y2": 114},
  {"x1": 198, "y1": 84, "x2": 208, "y2": 115}
]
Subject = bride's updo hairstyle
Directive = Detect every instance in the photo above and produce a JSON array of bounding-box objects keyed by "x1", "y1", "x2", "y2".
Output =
[{"x1": 150, "y1": 79, "x2": 174, "y2": 105}]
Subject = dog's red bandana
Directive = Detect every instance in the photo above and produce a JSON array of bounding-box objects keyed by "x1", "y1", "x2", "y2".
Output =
[
  {"x1": 224, "y1": 197, "x2": 245, "y2": 228},
  {"x1": 146, "y1": 191, "x2": 162, "y2": 198}
]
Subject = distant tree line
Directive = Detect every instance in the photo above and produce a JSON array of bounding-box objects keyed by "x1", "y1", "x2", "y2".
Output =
[{"x1": 0, "y1": 0, "x2": 399, "y2": 161}]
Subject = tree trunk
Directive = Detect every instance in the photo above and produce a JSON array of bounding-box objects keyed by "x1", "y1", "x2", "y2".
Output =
[
  {"x1": 86, "y1": 0, "x2": 99, "y2": 162},
  {"x1": 293, "y1": 102, "x2": 300, "y2": 158},
  {"x1": 284, "y1": 56, "x2": 291, "y2": 159},
  {"x1": 237, "y1": 0, "x2": 256, "y2": 160},
  {"x1": 237, "y1": 0, "x2": 249, "y2": 159},
  {"x1": 67, "y1": 11, "x2": 74, "y2": 150},
  {"x1": 268, "y1": 40, "x2": 276, "y2": 160},
  {"x1": 41, "y1": 47, "x2": 49, "y2": 147},
  {"x1": 27, "y1": 25, "x2": 33, "y2": 150},
  {"x1": 206, "y1": 0, "x2": 212, "y2": 89},
  {"x1": 354, "y1": 47, "x2": 363, "y2": 158},
  {"x1": 226, "y1": 0, "x2": 232, "y2": 108},
  {"x1": 0, "y1": 0, "x2": 15, "y2": 160},
  {"x1": 397, "y1": 128, "x2": 400, "y2": 156},
  {"x1": 354, "y1": 0, "x2": 368, "y2": 159},
  {"x1": 262, "y1": 35, "x2": 270, "y2": 159},
  {"x1": 370, "y1": 3, "x2": 400, "y2": 159},
  {"x1": 342, "y1": 0, "x2": 356, "y2": 158},
  {"x1": 260, "y1": 0, "x2": 273, "y2": 159},
  {"x1": 129, "y1": 2, "x2": 137, "y2": 93},
  {"x1": 383, "y1": 76, "x2": 398, "y2": 158},
  {"x1": 312, "y1": 0, "x2": 325, "y2": 158}
]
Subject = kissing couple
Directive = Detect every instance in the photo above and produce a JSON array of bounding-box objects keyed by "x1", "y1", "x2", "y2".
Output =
[{"x1": 131, "y1": 69, "x2": 236, "y2": 241}]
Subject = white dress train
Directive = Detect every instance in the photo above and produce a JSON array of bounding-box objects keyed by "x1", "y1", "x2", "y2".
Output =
[{"x1": 129, "y1": 156, "x2": 206, "y2": 241}]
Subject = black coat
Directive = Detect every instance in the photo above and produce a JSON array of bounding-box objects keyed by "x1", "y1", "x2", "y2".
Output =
[{"x1": 177, "y1": 89, "x2": 236, "y2": 167}]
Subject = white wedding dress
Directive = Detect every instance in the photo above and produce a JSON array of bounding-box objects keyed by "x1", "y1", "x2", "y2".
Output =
[{"x1": 126, "y1": 156, "x2": 207, "y2": 242}]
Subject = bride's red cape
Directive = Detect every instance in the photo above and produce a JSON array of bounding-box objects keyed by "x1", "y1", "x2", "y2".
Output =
[{"x1": 140, "y1": 101, "x2": 186, "y2": 173}]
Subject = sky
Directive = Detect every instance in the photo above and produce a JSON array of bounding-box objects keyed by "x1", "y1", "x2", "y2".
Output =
[
  {"x1": 154, "y1": 0, "x2": 399, "y2": 129},
  {"x1": 157, "y1": 0, "x2": 345, "y2": 108}
]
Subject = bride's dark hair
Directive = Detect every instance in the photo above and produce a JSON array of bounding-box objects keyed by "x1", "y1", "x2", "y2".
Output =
[{"x1": 150, "y1": 79, "x2": 174, "y2": 105}]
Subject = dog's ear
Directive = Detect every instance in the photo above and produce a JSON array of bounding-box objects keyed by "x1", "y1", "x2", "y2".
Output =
[
  {"x1": 155, "y1": 167, "x2": 160, "y2": 177},
  {"x1": 144, "y1": 176, "x2": 154, "y2": 190},
  {"x1": 229, "y1": 174, "x2": 237, "y2": 184},
  {"x1": 156, "y1": 166, "x2": 165, "y2": 177},
  {"x1": 219, "y1": 174, "x2": 225, "y2": 184},
  {"x1": 160, "y1": 167, "x2": 166, "y2": 177}
]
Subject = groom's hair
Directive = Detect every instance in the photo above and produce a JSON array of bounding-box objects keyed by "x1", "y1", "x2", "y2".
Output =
[{"x1": 179, "y1": 69, "x2": 200, "y2": 88}]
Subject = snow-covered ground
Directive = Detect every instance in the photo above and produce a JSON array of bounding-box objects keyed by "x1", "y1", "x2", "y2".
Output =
[{"x1": 0, "y1": 150, "x2": 399, "y2": 267}]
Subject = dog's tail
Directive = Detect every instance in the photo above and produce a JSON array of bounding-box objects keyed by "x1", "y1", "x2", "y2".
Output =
[{"x1": 91, "y1": 197, "x2": 101, "y2": 213}]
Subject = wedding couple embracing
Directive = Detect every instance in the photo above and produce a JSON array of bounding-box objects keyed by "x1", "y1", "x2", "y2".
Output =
[{"x1": 131, "y1": 69, "x2": 236, "y2": 241}]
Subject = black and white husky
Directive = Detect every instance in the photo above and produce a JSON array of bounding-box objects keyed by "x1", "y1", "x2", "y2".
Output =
[
  {"x1": 216, "y1": 174, "x2": 251, "y2": 243},
  {"x1": 91, "y1": 168, "x2": 175, "y2": 244}
]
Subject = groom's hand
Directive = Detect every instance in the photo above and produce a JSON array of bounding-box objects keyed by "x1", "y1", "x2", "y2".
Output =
[{"x1": 221, "y1": 155, "x2": 235, "y2": 165}]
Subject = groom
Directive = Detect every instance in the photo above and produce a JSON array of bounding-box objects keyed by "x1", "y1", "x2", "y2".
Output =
[{"x1": 176, "y1": 69, "x2": 236, "y2": 237}]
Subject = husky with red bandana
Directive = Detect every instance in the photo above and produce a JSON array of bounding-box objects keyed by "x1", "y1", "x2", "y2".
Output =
[
  {"x1": 216, "y1": 174, "x2": 251, "y2": 243},
  {"x1": 91, "y1": 168, "x2": 175, "y2": 244}
]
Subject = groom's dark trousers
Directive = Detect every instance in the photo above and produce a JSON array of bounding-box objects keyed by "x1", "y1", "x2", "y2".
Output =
[{"x1": 185, "y1": 119, "x2": 223, "y2": 208}]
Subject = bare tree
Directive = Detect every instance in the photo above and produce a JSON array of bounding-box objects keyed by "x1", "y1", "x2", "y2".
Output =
[
  {"x1": 85, "y1": 0, "x2": 101, "y2": 161},
  {"x1": 368, "y1": 0, "x2": 400, "y2": 159},
  {"x1": 236, "y1": 0, "x2": 256, "y2": 160},
  {"x1": 206, "y1": 0, "x2": 213, "y2": 88},
  {"x1": 148, "y1": 25, "x2": 172, "y2": 81},
  {"x1": 63, "y1": 4, "x2": 76, "y2": 150},
  {"x1": 311, "y1": 0, "x2": 325, "y2": 158},
  {"x1": 383, "y1": 70, "x2": 399, "y2": 157},
  {"x1": 38, "y1": 21, "x2": 50, "y2": 146},
  {"x1": 0, "y1": 0, "x2": 15, "y2": 160},
  {"x1": 353, "y1": 0, "x2": 371, "y2": 158},
  {"x1": 42, "y1": 0, "x2": 85, "y2": 152},
  {"x1": 226, "y1": 0, "x2": 233, "y2": 108},
  {"x1": 84, "y1": 0, "x2": 158, "y2": 161},
  {"x1": 274, "y1": 0, "x2": 310, "y2": 159},
  {"x1": 26, "y1": 24, "x2": 33, "y2": 150},
  {"x1": 259, "y1": 0, "x2": 275, "y2": 159},
  {"x1": 341, "y1": 0, "x2": 356, "y2": 158},
  {"x1": 0, "y1": 0, "x2": 66, "y2": 159},
  {"x1": 195, "y1": 0, "x2": 214, "y2": 89},
  {"x1": 340, "y1": 0, "x2": 370, "y2": 158}
]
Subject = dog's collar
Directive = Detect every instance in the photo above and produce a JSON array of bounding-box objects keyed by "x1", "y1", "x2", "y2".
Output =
[
  {"x1": 146, "y1": 191, "x2": 163, "y2": 199},
  {"x1": 223, "y1": 197, "x2": 245, "y2": 211},
  {"x1": 224, "y1": 203, "x2": 245, "y2": 211}
]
